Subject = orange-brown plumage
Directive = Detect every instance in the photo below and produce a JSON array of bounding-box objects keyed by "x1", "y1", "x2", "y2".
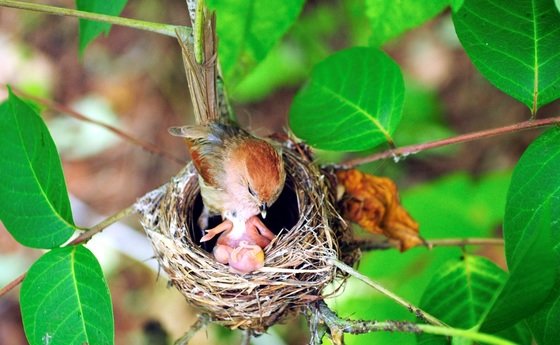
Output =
[{"x1": 169, "y1": 123, "x2": 286, "y2": 273}]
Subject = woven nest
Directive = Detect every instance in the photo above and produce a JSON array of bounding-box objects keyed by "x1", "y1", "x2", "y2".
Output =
[{"x1": 136, "y1": 142, "x2": 355, "y2": 332}]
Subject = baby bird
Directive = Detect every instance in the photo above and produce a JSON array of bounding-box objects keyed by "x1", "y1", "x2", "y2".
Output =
[{"x1": 169, "y1": 123, "x2": 286, "y2": 273}]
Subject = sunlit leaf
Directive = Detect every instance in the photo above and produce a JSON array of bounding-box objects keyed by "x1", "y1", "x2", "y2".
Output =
[
  {"x1": 451, "y1": 0, "x2": 465, "y2": 12},
  {"x1": 366, "y1": 0, "x2": 449, "y2": 46},
  {"x1": 76, "y1": 0, "x2": 128, "y2": 54},
  {"x1": 289, "y1": 47, "x2": 404, "y2": 151},
  {"x1": 480, "y1": 128, "x2": 560, "y2": 334},
  {"x1": 417, "y1": 256, "x2": 531, "y2": 345},
  {"x1": 21, "y1": 246, "x2": 114, "y2": 345},
  {"x1": 208, "y1": 0, "x2": 305, "y2": 89},
  {"x1": 0, "y1": 89, "x2": 75, "y2": 248},
  {"x1": 453, "y1": 0, "x2": 560, "y2": 113}
]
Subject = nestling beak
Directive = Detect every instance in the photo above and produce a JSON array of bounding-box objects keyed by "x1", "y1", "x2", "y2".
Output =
[{"x1": 260, "y1": 203, "x2": 267, "y2": 219}]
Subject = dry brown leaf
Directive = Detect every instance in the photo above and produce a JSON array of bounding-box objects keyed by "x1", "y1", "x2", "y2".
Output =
[{"x1": 336, "y1": 169, "x2": 424, "y2": 251}]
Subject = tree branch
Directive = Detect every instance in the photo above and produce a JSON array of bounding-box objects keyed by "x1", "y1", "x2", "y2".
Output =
[
  {"x1": 329, "y1": 258, "x2": 445, "y2": 327},
  {"x1": 11, "y1": 87, "x2": 186, "y2": 166},
  {"x1": 313, "y1": 301, "x2": 515, "y2": 345},
  {"x1": 0, "y1": 0, "x2": 186, "y2": 37},
  {"x1": 174, "y1": 314, "x2": 211, "y2": 345},
  {"x1": 350, "y1": 237, "x2": 504, "y2": 252},
  {"x1": 0, "y1": 204, "x2": 137, "y2": 297},
  {"x1": 342, "y1": 116, "x2": 560, "y2": 168}
]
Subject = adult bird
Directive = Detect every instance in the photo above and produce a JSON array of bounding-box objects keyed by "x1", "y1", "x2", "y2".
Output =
[{"x1": 169, "y1": 123, "x2": 286, "y2": 273}]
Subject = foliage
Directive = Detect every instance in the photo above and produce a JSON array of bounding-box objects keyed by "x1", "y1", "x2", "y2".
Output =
[
  {"x1": 76, "y1": 0, "x2": 128, "y2": 54},
  {"x1": 1, "y1": 0, "x2": 560, "y2": 344}
]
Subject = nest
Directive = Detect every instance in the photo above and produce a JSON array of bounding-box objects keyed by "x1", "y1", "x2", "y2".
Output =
[{"x1": 136, "y1": 143, "x2": 355, "y2": 333}]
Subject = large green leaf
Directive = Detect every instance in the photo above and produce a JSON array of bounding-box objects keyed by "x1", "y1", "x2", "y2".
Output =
[
  {"x1": 0, "y1": 90, "x2": 75, "y2": 248},
  {"x1": 453, "y1": 0, "x2": 560, "y2": 113},
  {"x1": 481, "y1": 128, "x2": 560, "y2": 335},
  {"x1": 527, "y1": 284, "x2": 560, "y2": 345},
  {"x1": 366, "y1": 0, "x2": 449, "y2": 47},
  {"x1": 207, "y1": 0, "x2": 305, "y2": 89},
  {"x1": 76, "y1": 0, "x2": 128, "y2": 54},
  {"x1": 21, "y1": 245, "x2": 114, "y2": 345},
  {"x1": 417, "y1": 256, "x2": 531, "y2": 345},
  {"x1": 289, "y1": 47, "x2": 404, "y2": 151}
]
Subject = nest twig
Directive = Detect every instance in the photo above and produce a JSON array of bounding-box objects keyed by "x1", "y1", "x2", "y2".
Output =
[{"x1": 136, "y1": 143, "x2": 355, "y2": 333}]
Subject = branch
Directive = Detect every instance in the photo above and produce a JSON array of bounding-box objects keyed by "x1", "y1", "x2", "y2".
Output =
[
  {"x1": 329, "y1": 258, "x2": 445, "y2": 327},
  {"x1": 342, "y1": 116, "x2": 560, "y2": 168},
  {"x1": 11, "y1": 87, "x2": 186, "y2": 166},
  {"x1": 314, "y1": 301, "x2": 515, "y2": 345},
  {"x1": 0, "y1": 272, "x2": 26, "y2": 297},
  {"x1": 174, "y1": 314, "x2": 211, "y2": 345},
  {"x1": 0, "y1": 204, "x2": 137, "y2": 297},
  {"x1": 0, "y1": 0, "x2": 188, "y2": 37},
  {"x1": 350, "y1": 237, "x2": 504, "y2": 252}
]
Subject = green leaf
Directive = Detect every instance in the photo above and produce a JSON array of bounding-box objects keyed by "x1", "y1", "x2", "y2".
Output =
[
  {"x1": 207, "y1": 0, "x2": 305, "y2": 89},
  {"x1": 526, "y1": 284, "x2": 560, "y2": 345},
  {"x1": 289, "y1": 47, "x2": 404, "y2": 151},
  {"x1": 417, "y1": 256, "x2": 532, "y2": 345},
  {"x1": 453, "y1": 0, "x2": 560, "y2": 114},
  {"x1": 451, "y1": 0, "x2": 465, "y2": 12},
  {"x1": 556, "y1": 0, "x2": 560, "y2": 13},
  {"x1": 76, "y1": 0, "x2": 128, "y2": 54},
  {"x1": 21, "y1": 245, "x2": 114, "y2": 345},
  {"x1": 366, "y1": 0, "x2": 449, "y2": 47},
  {"x1": 481, "y1": 128, "x2": 560, "y2": 334},
  {"x1": 0, "y1": 90, "x2": 75, "y2": 249}
]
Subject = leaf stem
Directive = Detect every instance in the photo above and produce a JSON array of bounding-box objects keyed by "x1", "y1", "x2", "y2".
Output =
[
  {"x1": 315, "y1": 301, "x2": 514, "y2": 345},
  {"x1": 417, "y1": 324, "x2": 515, "y2": 345},
  {"x1": 0, "y1": 0, "x2": 189, "y2": 37},
  {"x1": 11, "y1": 87, "x2": 186, "y2": 166},
  {"x1": 342, "y1": 116, "x2": 560, "y2": 168},
  {"x1": 329, "y1": 258, "x2": 446, "y2": 327}
]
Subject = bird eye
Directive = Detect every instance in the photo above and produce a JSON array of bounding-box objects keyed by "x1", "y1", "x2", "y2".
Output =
[{"x1": 247, "y1": 185, "x2": 256, "y2": 197}]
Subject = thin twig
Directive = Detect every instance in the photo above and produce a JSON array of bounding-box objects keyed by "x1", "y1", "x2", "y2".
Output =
[
  {"x1": 342, "y1": 116, "x2": 560, "y2": 168},
  {"x1": 10, "y1": 87, "x2": 186, "y2": 166},
  {"x1": 314, "y1": 301, "x2": 515, "y2": 345},
  {"x1": 0, "y1": 204, "x2": 137, "y2": 296},
  {"x1": 351, "y1": 237, "x2": 504, "y2": 252},
  {"x1": 70, "y1": 204, "x2": 137, "y2": 245},
  {"x1": 0, "y1": 272, "x2": 26, "y2": 297},
  {"x1": 329, "y1": 258, "x2": 446, "y2": 327},
  {"x1": 174, "y1": 314, "x2": 211, "y2": 345},
  {"x1": 240, "y1": 330, "x2": 252, "y2": 345},
  {"x1": 0, "y1": 0, "x2": 186, "y2": 37}
]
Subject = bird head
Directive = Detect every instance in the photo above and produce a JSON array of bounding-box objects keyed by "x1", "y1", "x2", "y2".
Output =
[{"x1": 231, "y1": 138, "x2": 285, "y2": 219}]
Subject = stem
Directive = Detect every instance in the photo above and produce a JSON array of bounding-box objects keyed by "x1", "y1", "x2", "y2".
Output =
[
  {"x1": 70, "y1": 204, "x2": 137, "y2": 245},
  {"x1": 316, "y1": 301, "x2": 514, "y2": 345},
  {"x1": 417, "y1": 324, "x2": 515, "y2": 345},
  {"x1": 352, "y1": 237, "x2": 504, "y2": 252},
  {"x1": 329, "y1": 259, "x2": 445, "y2": 327},
  {"x1": 0, "y1": 204, "x2": 137, "y2": 296},
  {"x1": 0, "y1": 272, "x2": 26, "y2": 297},
  {"x1": 174, "y1": 314, "x2": 211, "y2": 345},
  {"x1": 0, "y1": 0, "x2": 188, "y2": 37},
  {"x1": 343, "y1": 116, "x2": 560, "y2": 168},
  {"x1": 11, "y1": 87, "x2": 186, "y2": 166}
]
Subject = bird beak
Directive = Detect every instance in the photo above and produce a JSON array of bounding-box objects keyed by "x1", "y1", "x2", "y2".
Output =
[{"x1": 260, "y1": 203, "x2": 267, "y2": 219}]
